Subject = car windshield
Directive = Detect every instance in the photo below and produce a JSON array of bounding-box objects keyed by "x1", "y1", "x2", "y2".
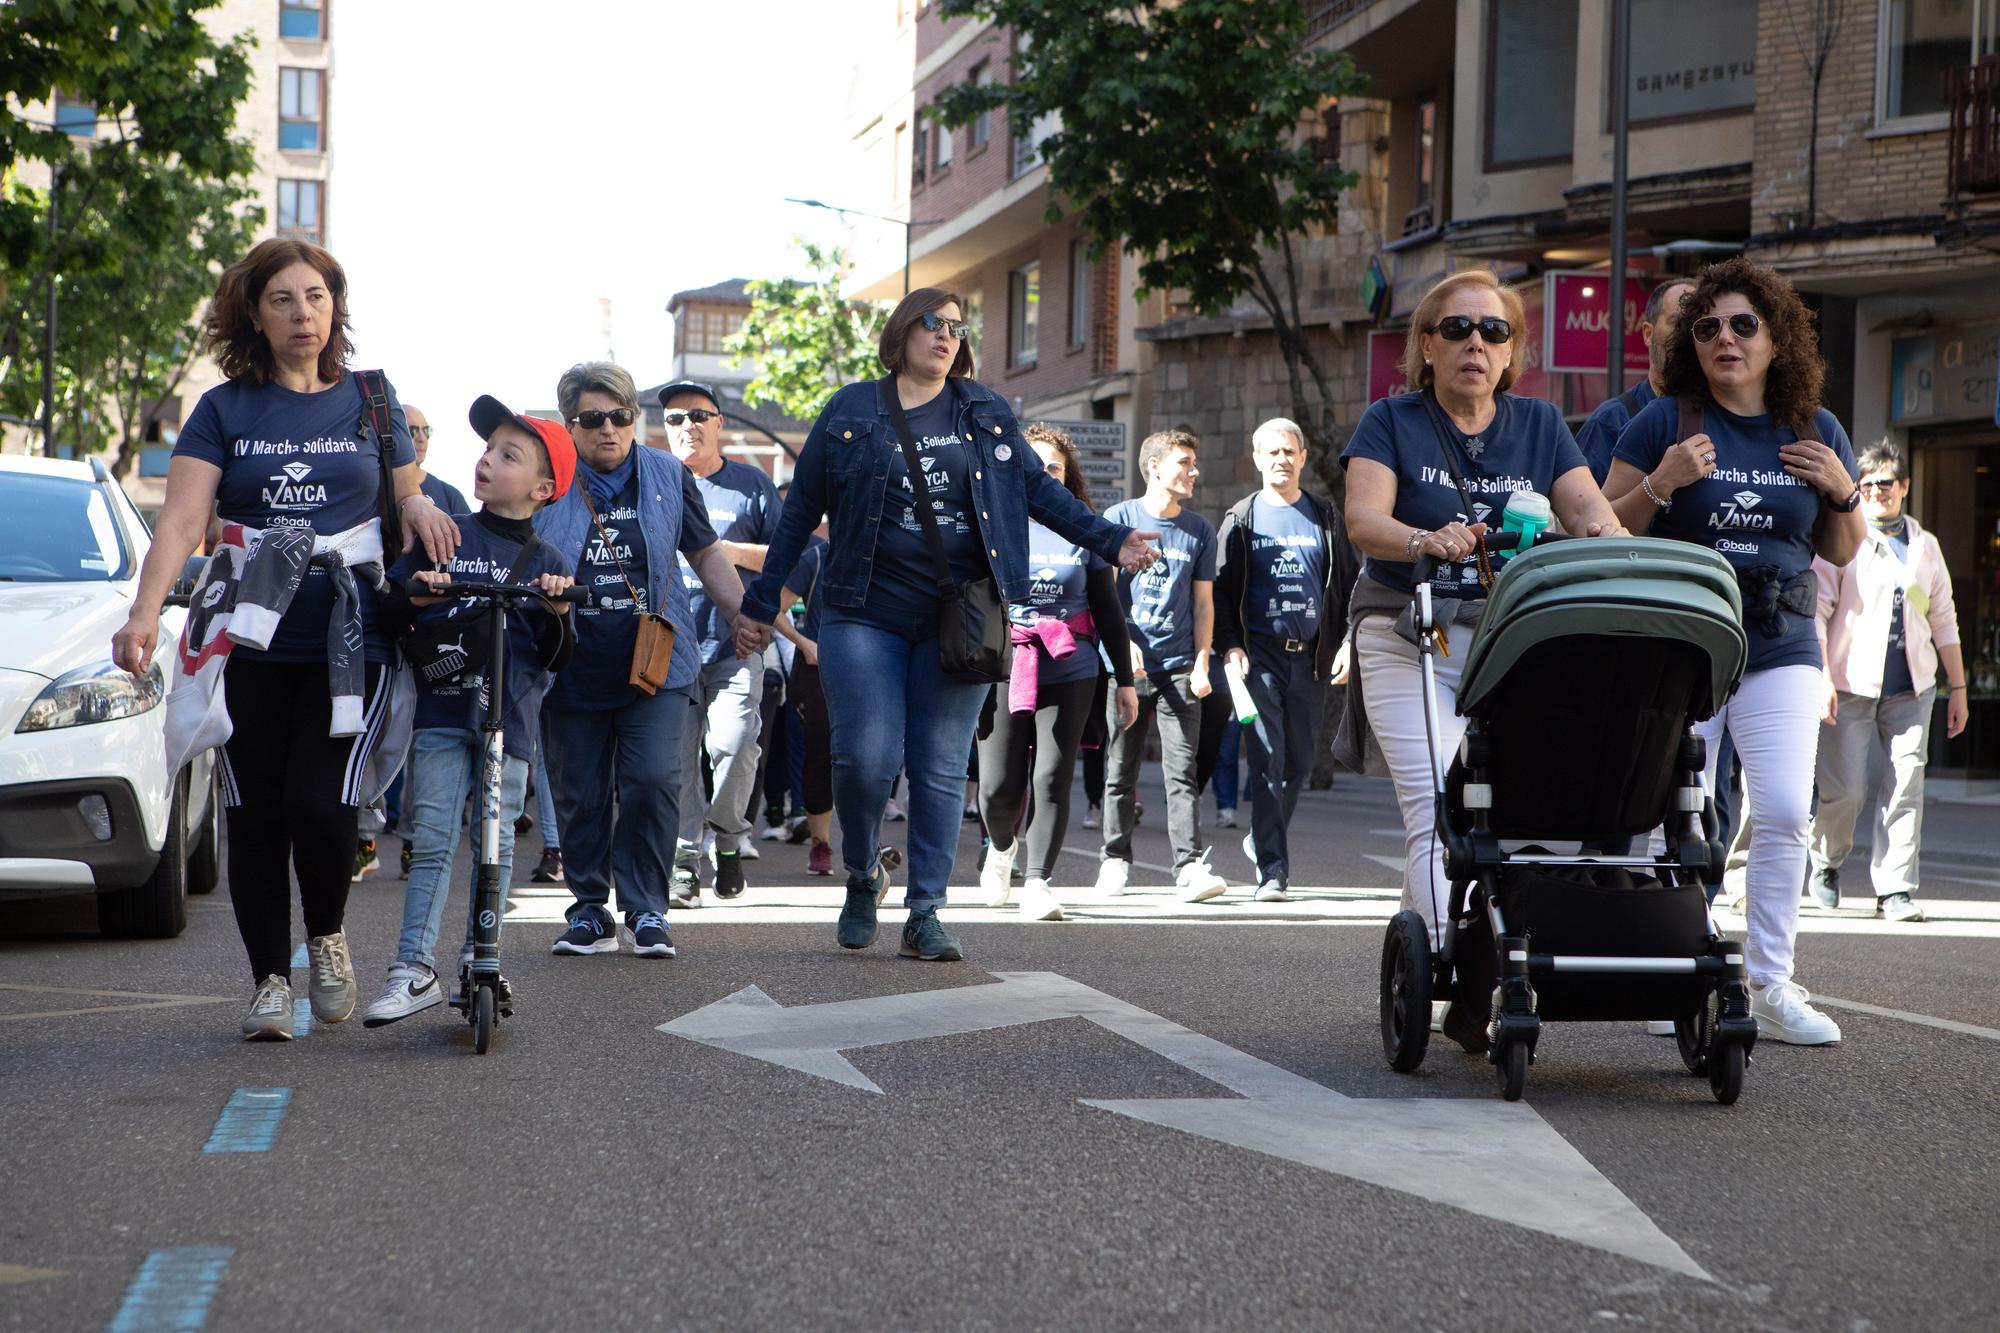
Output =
[{"x1": 0, "y1": 473, "x2": 131, "y2": 582}]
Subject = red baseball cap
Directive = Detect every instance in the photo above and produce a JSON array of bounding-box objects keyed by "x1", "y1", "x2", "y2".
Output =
[{"x1": 469, "y1": 394, "x2": 576, "y2": 500}]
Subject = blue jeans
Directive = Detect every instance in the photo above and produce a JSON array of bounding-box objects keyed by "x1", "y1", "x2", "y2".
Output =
[
  {"x1": 396, "y1": 729, "x2": 529, "y2": 970},
  {"x1": 544, "y1": 686, "x2": 690, "y2": 923},
  {"x1": 1213, "y1": 716, "x2": 1240, "y2": 811},
  {"x1": 532, "y1": 745, "x2": 560, "y2": 852},
  {"x1": 817, "y1": 620, "x2": 988, "y2": 908}
]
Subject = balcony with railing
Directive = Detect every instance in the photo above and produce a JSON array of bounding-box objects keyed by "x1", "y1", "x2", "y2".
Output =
[{"x1": 1948, "y1": 57, "x2": 2000, "y2": 202}]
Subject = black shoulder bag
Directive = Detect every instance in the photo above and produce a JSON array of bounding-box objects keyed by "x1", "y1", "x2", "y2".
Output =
[
  {"x1": 879, "y1": 377, "x2": 1012, "y2": 683},
  {"x1": 355, "y1": 369, "x2": 404, "y2": 557},
  {"x1": 402, "y1": 530, "x2": 546, "y2": 691}
]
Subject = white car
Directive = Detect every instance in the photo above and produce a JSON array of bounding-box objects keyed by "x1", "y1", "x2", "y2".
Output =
[{"x1": 0, "y1": 454, "x2": 217, "y2": 937}]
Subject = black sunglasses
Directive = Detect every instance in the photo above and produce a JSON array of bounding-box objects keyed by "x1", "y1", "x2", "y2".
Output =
[
  {"x1": 1427, "y1": 315, "x2": 1513, "y2": 344},
  {"x1": 1691, "y1": 312, "x2": 1763, "y2": 343},
  {"x1": 920, "y1": 311, "x2": 970, "y2": 339},
  {"x1": 571, "y1": 408, "x2": 635, "y2": 430},
  {"x1": 1858, "y1": 477, "x2": 1903, "y2": 492},
  {"x1": 664, "y1": 408, "x2": 722, "y2": 427}
]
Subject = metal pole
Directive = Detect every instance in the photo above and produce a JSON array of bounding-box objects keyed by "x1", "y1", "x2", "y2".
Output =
[
  {"x1": 1607, "y1": 0, "x2": 1632, "y2": 394},
  {"x1": 42, "y1": 164, "x2": 59, "y2": 457}
]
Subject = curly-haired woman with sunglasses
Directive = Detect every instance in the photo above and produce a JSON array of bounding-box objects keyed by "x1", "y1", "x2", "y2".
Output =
[
  {"x1": 1605, "y1": 257, "x2": 1863, "y2": 1046},
  {"x1": 532, "y1": 361, "x2": 757, "y2": 962},
  {"x1": 1341, "y1": 269, "x2": 1623, "y2": 955}
]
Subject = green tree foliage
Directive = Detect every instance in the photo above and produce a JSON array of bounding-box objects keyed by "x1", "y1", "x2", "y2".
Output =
[
  {"x1": 725, "y1": 240, "x2": 889, "y2": 424},
  {"x1": 934, "y1": 0, "x2": 1367, "y2": 487},
  {"x1": 1, "y1": 0, "x2": 262, "y2": 473}
]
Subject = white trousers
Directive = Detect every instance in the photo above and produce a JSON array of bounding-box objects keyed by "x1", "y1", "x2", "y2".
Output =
[
  {"x1": 1356, "y1": 615, "x2": 1475, "y2": 947},
  {"x1": 1693, "y1": 665, "x2": 1821, "y2": 986}
]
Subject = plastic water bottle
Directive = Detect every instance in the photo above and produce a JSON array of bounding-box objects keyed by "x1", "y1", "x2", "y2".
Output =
[
  {"x1": 1500, "y1": 489, "x2": 1551, "y2": 557},
  {"x1": 1223, "y1": 656, "x2": 1259, "y2": 724}
]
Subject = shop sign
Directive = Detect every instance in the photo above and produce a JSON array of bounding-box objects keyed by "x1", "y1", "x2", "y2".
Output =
[
  {"x1": 1627, "y1": 0, "x2": 1758, "y2": 122},
  {"x1": 1367, "y1": 330, "x2": 1407, "y2": 403},
  {"x1": 1543, "y1": 271, "x2": 1650, "y2": 375},
  {"x1": 1889, "y1": 324, "x2": 2000, "y2": 427}
]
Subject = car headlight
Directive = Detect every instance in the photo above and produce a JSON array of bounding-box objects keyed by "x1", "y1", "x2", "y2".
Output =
[{"x1": 16, "y1": 659, "x2": 165, "y2": 732}]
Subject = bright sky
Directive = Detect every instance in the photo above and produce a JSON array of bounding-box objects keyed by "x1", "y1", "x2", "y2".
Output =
[{"x1": 329, "y1": 0, "x2": 883, "y2": 496}]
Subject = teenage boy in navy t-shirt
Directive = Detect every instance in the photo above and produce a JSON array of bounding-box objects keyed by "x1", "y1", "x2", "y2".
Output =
[
  {"x1": 363, "y1": 397, "x2": 578, "y2": 1027},
  {"x1": 1098, "y1": 430, "x2": 1231, "y2": 903}
]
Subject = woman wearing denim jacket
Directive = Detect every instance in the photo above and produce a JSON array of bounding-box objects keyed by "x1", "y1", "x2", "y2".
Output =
[{"x1": 735, "y1": 289, "x2": 1160, "y2": 961}]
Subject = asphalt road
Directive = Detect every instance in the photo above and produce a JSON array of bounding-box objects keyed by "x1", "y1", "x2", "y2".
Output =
[{"x1": 3, "y1": 773, "x2": 1996, "y2": 1331}]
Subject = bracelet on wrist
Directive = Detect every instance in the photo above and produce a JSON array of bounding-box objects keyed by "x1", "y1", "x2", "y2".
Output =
[
  {"x1": 1948, "y1": 683, "x2": 1968, "y2": 692},
  {"x1": 1639, "y1": 475, "x2": 1671, "y2": 510},
  {"x1": 1404, "y1": 529, "x2": 1429, "y2": 560}
]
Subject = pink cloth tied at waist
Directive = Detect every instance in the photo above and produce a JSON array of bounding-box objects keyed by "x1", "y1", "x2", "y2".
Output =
[{"x1": 1008, "y1": 611, "x2": 1096, "y2": 714}]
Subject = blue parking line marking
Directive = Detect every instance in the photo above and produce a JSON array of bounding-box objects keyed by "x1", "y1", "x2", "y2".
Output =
[
  {"x1": 202, "y1": 1088, "x2": 291, "y2": 1154},
  {"x1": 292, "y1": 997, "x2": 312, "y2": 1037},
  {"x1": 106, "y1": 1246, "x2": 233, "y2": 1332},
  {"x1": 290, "y1": 944, "x2": 308, "y2": 969}
]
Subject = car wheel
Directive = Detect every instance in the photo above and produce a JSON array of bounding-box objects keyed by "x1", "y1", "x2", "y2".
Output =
[
  {"x1": 99, "y1": 777, "x2": 189, "y2": 939},
  {"x1": 187, "y1": 766, "x2": 221, "y2": 895}
]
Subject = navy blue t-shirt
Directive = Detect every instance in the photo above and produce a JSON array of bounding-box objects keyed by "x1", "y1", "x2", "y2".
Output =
[
  {"x1": 1015, "y1": 521, "x2": 1108, "y2": 687},
  {"x1": 1341, "y1": 392, "x2": 1587, "y2": 599},
  {"x1": 174, "y1": 374, "x2": 416, "y2": 662},
  {"x1": 420, "y1": 472, "x2": 471, "y2": 517},
  {"x1": 389, "y1": 511, "x2": 572, "y2": 762},
  {"x1": 781, "y1": 535, "x2": 829, "y2": 641},
  {"x1": 1613, "y1": 396, "x2": 1857, "y2": 672},
  {"x1": 1107, "y1": 498, "x2": 1216, "y2": 672},
  {"x1": 831, "y1": 391, "x2": 984, "y2": 638},
  {"x1": 1574, "y1": 382, "x2": 1655, "y2": 485},
  {"x1": 1880, "y1": 525, "x2": 1916, "y2": 696},
  {"x1": 678, "y1": 458, "x2": 782, "y2": 664},
  {"x1": 554, "y1": 459, "x2": 649, "y2": 711},
  {"x1": 1247, "y1": 495, "x2": 1325, "y2": 641}
]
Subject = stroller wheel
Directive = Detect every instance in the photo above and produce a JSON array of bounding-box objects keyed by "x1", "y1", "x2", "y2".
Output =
[
  {"x1": 1675, "y1": 1009, "x2": 1710, "y2": 1075},
  {"x1": 1496, "y1": 1038, "x2": 1529, "y2": 1101},
  {"x1": 1380, "y1": 912, "x2": 1433, "y2": 1073},
  {"x1": 1708, "y1": 1042, "x2": 1745, "y2": 1105}
]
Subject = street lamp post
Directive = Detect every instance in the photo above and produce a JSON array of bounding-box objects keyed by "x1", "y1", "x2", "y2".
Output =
[
  {"x1": 784, "y1": 197, "x2": 941, "y2": 296},
  {"x1": 43, "y1": 163, "x2": 60, "y2": 457},
  {"x1": 1607, "y1": 0, "x2": 1632, "y2": 394}
]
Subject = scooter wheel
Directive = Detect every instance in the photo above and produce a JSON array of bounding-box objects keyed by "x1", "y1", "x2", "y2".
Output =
[
  {"x1": 1497, "y1": 1038, "x2": 1529, "y2": 1102},
  {"x1": 473, "y1": 985, "x2": 496, "y2": 1055},
  {"x1": 1709, "y1": 1042, "x2": 1744, "y2": 1105}
]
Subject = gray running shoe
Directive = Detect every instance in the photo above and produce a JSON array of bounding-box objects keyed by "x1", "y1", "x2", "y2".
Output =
[
  {"x1": 1808, "y1": 866, "x2": 1841, "y2": 910},
  {"x1": 836, "y1": 861, "x2": 891, "y2": 950},
  {"x1": 899, "y1": 908, "x2": 964, "y2": 961},
  {"x1": 1254, "y1": 879, "x2": 1291, "y2": 903},
  {"x1": 242, "y1": 975, "x2": 294, "y2": 1041},
  {"x1": 1877, "y1": 891, "x2": 1925, "y2": 923},
  {"x1": 307, "y1": 931, "x2": 357, "y2": 1023},
  {"x1": 670, "y1": 866, "x2": 700, "y2": 908}
]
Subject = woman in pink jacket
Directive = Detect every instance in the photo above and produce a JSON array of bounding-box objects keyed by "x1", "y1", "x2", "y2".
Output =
[{"x1": 1810, "y1": 442, "x2": 1968, "y2": 922}]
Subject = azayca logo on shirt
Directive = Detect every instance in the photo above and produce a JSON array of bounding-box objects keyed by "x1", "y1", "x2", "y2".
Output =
[
  {"x1": 900, "y1": 437, "x2": 972, "y2": 537},
  {"x1": 237, "y1": 435, "x2": 361, "y2": 525},
  {"x1": 587, "y1": 503, "x2": 640, "y2": 611},
  {"x1": 1255, "y1": 533, "x2": 1318, "y2": 621},
  {"x1": 1131, "y1": 546, "x2": 1190, "y2": 630}
]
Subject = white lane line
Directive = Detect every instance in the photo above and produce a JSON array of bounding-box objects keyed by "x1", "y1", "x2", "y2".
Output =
[{"x1": 1811, "y1": 996, "x2": 2000, "y2": 1044}]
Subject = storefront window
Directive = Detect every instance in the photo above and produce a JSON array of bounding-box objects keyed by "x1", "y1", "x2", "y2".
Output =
[{"x1": 1922, "y1": 443, "x2": 2000, "y2": 776}]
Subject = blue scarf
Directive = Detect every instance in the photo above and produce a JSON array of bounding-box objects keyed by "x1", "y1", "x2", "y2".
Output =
[{"x1": 581, "y1": 444, "x2": 636, "y2": 509}]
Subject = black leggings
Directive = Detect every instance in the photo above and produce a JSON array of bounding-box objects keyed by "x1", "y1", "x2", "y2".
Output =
[
  {"x1": 219, "y1": 656, "x2": 388, "y2": 983},
  {"x1": 792, "y1": 660, "x2": 833, "y2": 818},
  {"x1": 976, "y1": 675, "x2": 1098, "y2": 880}
]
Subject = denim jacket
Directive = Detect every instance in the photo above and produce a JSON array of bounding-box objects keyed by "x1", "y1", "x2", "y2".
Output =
[
  {"x1": 742, "y1": 377, "x2": 1133, "y2": 625},
  {"x1": 533, "y1": 444, "x2": 700, "y2": 692}
]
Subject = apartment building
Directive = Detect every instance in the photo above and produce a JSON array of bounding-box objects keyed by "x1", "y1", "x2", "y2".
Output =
[
  {"x1": 638, "y1": 279, "x2": 810, "y2": 485},
  {"x1": 841, "y1": 2, "x2": 1155, "y2": 509}
]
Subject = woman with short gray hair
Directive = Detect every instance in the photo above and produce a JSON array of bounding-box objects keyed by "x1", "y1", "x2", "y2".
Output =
[
  {"x1": 534, "y1": 360, "x2": 749, "y2": 961},
  {"x1": 1808, "y1": 441, "x2": 1966, "y2": 922}
]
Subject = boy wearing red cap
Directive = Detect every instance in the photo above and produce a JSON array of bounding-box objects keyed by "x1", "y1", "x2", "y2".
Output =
[{"x1": 363, "y1": 396, "x2": 578, "y2": 1026}]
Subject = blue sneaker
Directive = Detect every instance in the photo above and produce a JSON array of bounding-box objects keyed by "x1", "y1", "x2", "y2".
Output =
[
  {"x1": 551, "y1": 914, "x2": 617, "y2": 955},
  {"x1": 899, "y1": 908, "x2": 963, "y2": 962},
  {"x1": 836, "y1": 860, "x2": 892, "y2": 951},
  {"x1": 620, "y1": 912, "x2": 676, "y2": 958}
]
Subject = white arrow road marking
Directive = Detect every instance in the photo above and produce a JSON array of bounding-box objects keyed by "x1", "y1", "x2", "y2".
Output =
[{"x1": 659, "y1": 971, "x2": 1707, "y2": 1280}]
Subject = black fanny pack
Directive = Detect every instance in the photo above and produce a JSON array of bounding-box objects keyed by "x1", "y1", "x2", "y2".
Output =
[
  {"x1": 1737, "y1": 565, "x2": 1815, "y2": 639},
  {"x1": 402, "y1": 531, "x2": 542, "y2": 692}
]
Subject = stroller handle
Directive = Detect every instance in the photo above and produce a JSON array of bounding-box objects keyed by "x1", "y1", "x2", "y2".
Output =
[{"x1": 1407, "y1": 527, "x2": 1582, "y2": 589}]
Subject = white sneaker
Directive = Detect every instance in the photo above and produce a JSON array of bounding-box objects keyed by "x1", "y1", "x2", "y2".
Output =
[
  {"x1": 1255, "y1": 879, "x2": 1291, "y2": 903},
  {"x1": 884, "y1": 798, "x2": 907, "y2": 823},
  {"x1": 1750, "y1": 981, "x2": 1842, "y2": 1045},
  {"x1": 362, "y1": 962, "x2": 445, "y2": 1028},
  {"x1": 981, "y1": 841, "x2": 1018, "y2": 908},
  {"x1": 735, "y1": 837, "x2": 760, "y2": 862},
  {"x1": 1241, "y1": 833, "x2": 1258, "y2": 871},
  {"x1": 1430, "y1": 1000, "x2": 1450, "y2": 1033},
  {"x1": 1018, "y1": 876, "x2": 1065, "y2": 922},
  {"x1": 1645, "y1": 1020, "x2": 1677, "y2": 1037},
  {"x1": 756, "y1": 820, "x2": 785, "y2": 842},
  {"x1": 242, "y1": 975, "x2": 294, "y2": 1041},
  {"x1": 1177, "y1": 850, "x2": 1228, "y2": 903},
  {"x1": 1095, "y1": 858, "x2": 1130, "y2": 896},
  {"x1": 1215, "y1": 807, "x2": 1239, "y2": 829},
  {"x1": 1081, "y1": 805, "x2": 1101, "y2": 830},
  {"x1": 307, "y1": 931, "x2": 357, "y2": 1023}
]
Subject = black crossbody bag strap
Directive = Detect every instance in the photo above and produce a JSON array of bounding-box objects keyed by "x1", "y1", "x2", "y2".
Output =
[
  {"x1": 878, "y1": 376, "x2": 957, "y2": 596},
  {"x1": 356, "y1": 369, "x2": 404, "y2": 557},
  {"x1": 1416, "y1": 388, "x2": 1485, "y2": 520}
]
